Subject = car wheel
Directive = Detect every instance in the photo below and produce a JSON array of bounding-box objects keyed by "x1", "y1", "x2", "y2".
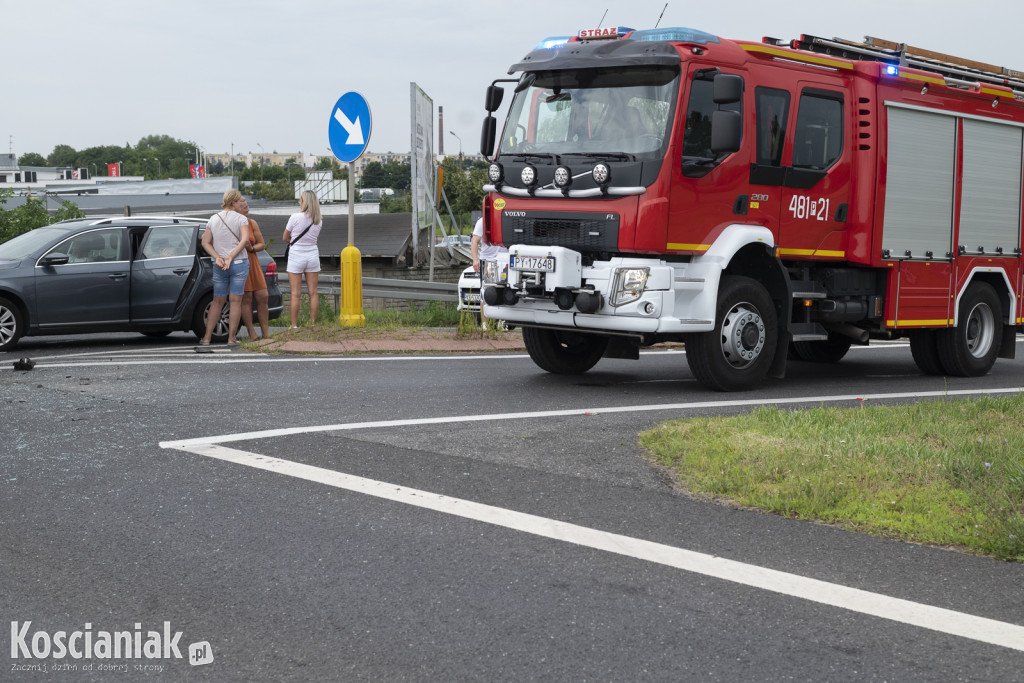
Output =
[
  {"x1": 686, "y1": 275, "x2": 778, "y2": 391},
  {"x1": 522, "y1": 327, "x2": 608, "y2": 374},
  {"x1": 0, "y1": 296, "x2": 25, "y2": 352},
  {"x1": 192, "y1": 296, "x2": 230, "y2": 343}
]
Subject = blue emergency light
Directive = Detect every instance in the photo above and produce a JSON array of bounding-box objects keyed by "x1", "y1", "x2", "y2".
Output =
[
  {"x1": 884, "y1": 64, "x2": 899, "y2": 76},
  {"x1": 534, "y1": 35, "x2": 571, "y2": 49},
  {"x1": 631, "y1": 27, "x2": 721, "y2": 44}
]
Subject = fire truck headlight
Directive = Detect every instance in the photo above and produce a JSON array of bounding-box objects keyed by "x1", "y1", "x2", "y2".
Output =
[
  {"x1": 521, "y1": 165, "x2": 537, "y2": 186},
  {"x1": 481, "y1": 259, "x2": 506, "y2": 285},
  {"x1": 554, "y1": 166, "x2": 572, "y2": 188},
  {"x1": 488, "y1": 162, "x2": 504, "y2": 184},
  {"x1": 592, "y1": 162, "x2": 611, "y2": 185},
  {"x1": 611, "y1": 267, "x2": 649, "y2": 307}
]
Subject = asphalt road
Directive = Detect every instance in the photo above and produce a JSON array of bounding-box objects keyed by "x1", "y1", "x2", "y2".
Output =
[{"x1": 3, "y1": 333, "x2": 1023, "y2": 681}]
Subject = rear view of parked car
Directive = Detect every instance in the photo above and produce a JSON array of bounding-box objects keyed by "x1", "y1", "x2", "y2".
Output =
[{"x1": 0, "y1": 215, "x2": 282, "y2": 351}]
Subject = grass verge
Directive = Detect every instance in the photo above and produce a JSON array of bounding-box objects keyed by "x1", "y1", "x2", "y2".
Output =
[{"x1": 640, "y1": 395, "x2": 1024, "y2": 561}]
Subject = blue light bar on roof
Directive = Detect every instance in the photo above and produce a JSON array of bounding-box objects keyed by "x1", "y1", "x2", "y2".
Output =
[
  {"x1": 630, "y1": 27, "x2": 720, "y2": 44},
  {"x1": 534, "y1": 35, "x2": 571, "y2": 49},
  {"x1": 884, "y1": 64, "x2": 899, "y2": 77}
]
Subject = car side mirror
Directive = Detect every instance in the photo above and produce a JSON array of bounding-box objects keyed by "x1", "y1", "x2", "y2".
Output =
[
  {"x1": 711, "y1": 110, "x2": 742, "y2": 155},
  {"x1": 485, "y1": 85, "x2": 504, "y2": 112},
  {"x1": 713, "y1": 74, "x2": 743, "y2": 105},
  {"x1": 480, "y1": 116, "x2": 497, "y2": 157},
  {"x1": 40, "y1": 253, "x2": 69, "y2": 267}
]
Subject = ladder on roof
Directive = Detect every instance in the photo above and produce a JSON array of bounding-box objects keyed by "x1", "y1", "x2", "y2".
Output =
[{"x1": 762, "y1": 33, "x2": 1024, "y2": 99}]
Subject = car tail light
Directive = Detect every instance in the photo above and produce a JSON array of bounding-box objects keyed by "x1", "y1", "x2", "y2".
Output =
[{"x1": 265, "y1": 260, "x2": 277, "y2": 277}]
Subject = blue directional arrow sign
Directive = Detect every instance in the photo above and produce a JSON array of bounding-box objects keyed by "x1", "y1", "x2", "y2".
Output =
[{"x1": 328, "y1": 92, "x2": 371, "y2": 163}]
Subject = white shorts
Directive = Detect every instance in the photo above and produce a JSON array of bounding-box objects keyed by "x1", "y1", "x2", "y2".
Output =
[{"x1": 286, "y1": 248, "x2": 321, "y2": 274}]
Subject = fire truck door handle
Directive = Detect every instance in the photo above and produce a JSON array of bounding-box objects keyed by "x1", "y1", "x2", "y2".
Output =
[
  {"x1": 733, "y1": 195, "x2": 749, "y2": 216},
  {"x1": 834, "y1": 203, "x2": 848, "y2": 222}
]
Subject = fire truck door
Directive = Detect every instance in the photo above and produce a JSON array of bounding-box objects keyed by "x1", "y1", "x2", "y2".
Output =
[{"x1": 777, "y1": 86, "x2": 851, "y2": 260}]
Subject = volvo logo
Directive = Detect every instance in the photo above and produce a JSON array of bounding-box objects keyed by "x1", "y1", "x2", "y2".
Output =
[{"x1": 505, "y1": 211, "x2": 527, "y2": 217}]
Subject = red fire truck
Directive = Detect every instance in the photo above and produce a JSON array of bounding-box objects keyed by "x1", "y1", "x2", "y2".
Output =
[{"x1": 476, "y1": 26, "x2": 1024, "y2": 390}]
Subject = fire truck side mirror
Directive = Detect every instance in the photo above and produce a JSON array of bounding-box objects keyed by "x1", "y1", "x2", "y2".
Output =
[
  {"x1": 713, "y1": 74, "x2": 743, "y2": 105},
  {"x1": 710, "y1": 110, "x2": 742, "y2": 155},
  {"x1": 485, "y1": 85, "x2": 505, "y2": 113},
  {"x1": 481, "y1": 116, "x2": 498, "y2": 157}
]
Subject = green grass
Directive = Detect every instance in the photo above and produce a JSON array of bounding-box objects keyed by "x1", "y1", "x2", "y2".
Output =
[
  {"x1": 640, "y1": 395, "x2": 1024, "y2": 561},
  {"x1": 282, "y1": 294, "x2": 461, "y2": 329}
]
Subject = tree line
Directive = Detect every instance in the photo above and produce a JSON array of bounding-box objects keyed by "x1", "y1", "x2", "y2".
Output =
[{"x1": 18, "y1": 135, "x2": 488, "y2": 229}]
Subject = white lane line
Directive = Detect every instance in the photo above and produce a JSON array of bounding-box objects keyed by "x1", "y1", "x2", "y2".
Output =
[
  {"x1": 2, "y1": 353, "x2": 533, "y2": 370},
  {"x1": 159, "y1": 386, "x2": 1024, "y2": 450},
  {"x1": 167, "y1": 442, "x2": 1024, "y2": 653}
]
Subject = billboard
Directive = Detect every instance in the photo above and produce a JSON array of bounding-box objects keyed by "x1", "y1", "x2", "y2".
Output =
[{"x1": 410, "y1": 82, "x2": 434, "y2": 251}]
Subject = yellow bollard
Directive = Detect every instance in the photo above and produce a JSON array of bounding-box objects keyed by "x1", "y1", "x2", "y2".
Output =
[{"x1": 338, "y1": 243, "x2": 366, "y2": 326}]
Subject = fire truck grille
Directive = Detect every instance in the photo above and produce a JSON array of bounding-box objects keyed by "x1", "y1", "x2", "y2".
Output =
[{"x1": 502, "y1": 212, "x2": 619, "y2": 253}]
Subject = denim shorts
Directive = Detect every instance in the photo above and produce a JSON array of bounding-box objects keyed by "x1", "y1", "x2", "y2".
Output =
[{"x1": 212, "y1": 257, "x2": 250, "y2": 297}]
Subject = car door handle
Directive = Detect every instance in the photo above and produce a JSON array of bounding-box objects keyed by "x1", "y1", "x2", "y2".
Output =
[
  {"x1": 107, "y1": 273, "x2": 128, "y2": 280},
  {"x1": 173, "y1": 268, "x2": 191, "y2": 275}
]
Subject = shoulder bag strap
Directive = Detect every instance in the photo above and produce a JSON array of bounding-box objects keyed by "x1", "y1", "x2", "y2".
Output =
[
  {"x1": 289, "y1": 216, "x2": 315, "y2": 245},
  {"x1": 217, "y1": 211, "x2": 241, "y2": 242}
]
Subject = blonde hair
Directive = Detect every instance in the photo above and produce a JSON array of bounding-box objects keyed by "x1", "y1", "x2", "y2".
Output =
[
  {"x1": 299, "y1": 190, "x2": 322, "y2": 225},
  {"x1": 222, "y1": 189, "x2": 243, "y2": 209}
]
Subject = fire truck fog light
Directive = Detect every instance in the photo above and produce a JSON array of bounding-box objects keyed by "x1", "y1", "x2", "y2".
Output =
[
  {"x1": 483, "y1": 286, "x2": 502, "y2": 306},
  {"x1": 554, "y1": 166, "x2": 572, "y2": 188},
  {"x1": 521, "y1": 165, "x2": 537, "y2": 186},
  {"x1": 488, "y1": 163, "x2": 504, "y2": 183},
  {"x1": 611, "y1": 267, "x2": 649, "y2": 307},
  {"x1": 576, "y1": 290, "x2": 601, "y2": 314},
  {"x1": 641, "y1": 301, "x2": 656, "y2": 315},
  {"x1": 592, "y1": 163, "x2": 611, "y2": 185}
]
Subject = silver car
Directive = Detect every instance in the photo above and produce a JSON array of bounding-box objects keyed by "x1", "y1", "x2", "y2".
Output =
[{"x1": 0, "y1": 216, "x2": 282, "y2": 351}]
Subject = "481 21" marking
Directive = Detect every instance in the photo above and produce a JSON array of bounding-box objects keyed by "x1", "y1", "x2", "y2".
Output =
[{"x1": 789, "y1": 196, "x2": 830, "y2": 221}]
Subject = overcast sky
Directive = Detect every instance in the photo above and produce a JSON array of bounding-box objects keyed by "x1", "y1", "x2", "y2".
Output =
[{"x1": 3, "y1": 0, "x2": 1020, "y2": 162}]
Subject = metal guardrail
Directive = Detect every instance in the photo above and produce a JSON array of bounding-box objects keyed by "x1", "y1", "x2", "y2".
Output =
[{"x1": 311, "y1": 275, "x2": 458, "y2": 304}]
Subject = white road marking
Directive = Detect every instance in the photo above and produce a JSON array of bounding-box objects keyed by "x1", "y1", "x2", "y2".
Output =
[
  {"x1": 166, "y1": 441, "x2": 1024, "y2": 653},
  {"x1": 159, "y1": 386, "x2": 1023, "y2": 449}
]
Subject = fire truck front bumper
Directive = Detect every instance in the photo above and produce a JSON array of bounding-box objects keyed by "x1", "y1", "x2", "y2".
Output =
[{"x1": 480, "y1": 246, "x2": 719, "y2": 335}]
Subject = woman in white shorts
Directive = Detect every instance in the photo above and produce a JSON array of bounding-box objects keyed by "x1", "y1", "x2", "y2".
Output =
[{"x1": 283, "y1": 190, "x2": 323, "y2": 328}]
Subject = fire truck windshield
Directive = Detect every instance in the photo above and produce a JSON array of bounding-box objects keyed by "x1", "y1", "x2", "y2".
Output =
[{"x1": 498, "y1": 66, "x2": 678, "y2": 160}]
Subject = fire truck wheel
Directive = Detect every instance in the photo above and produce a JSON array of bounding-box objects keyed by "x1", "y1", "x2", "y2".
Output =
[
  {"x1": 908, "y1": 330, "x2": 944, "y2": 375},
  {"x1": 791, "y1": 333, "x2": 853, "y2": 363},
  {"x1": 686, "y1": 276, "x2": 778, "y2": 391},
  {"x1": 936, "y1": 282, "x2": 1002, "y2": 377},
  {"x1": 522, "y1": 327, "x2": 609, "y2": 375}
]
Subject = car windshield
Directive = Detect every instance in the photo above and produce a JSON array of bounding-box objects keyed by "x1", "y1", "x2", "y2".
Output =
[
  {"x1": 0, "y1": 227, "x2": 76, "y2": 260},
  {"x1": 498, "y1": 65, "x2": 679, "y2": 159}
]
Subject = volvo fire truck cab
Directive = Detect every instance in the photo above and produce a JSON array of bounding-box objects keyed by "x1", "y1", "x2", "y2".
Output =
[{"x1": 477, "y1": 26, "x2": 1024, "y2": 391}]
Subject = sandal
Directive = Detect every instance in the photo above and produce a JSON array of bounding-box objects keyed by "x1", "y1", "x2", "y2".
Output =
[
  {"x1": 225, "y1": 340, "x2": 240, "y2": 348},
  {"x1": 197, "y1": 340, "x2": 211, "y2": 346}
]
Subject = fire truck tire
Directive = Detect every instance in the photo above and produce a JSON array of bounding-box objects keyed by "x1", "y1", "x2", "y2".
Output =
[
  {"x1": 791, "y1": 333, "x2": 852, "y2": 363},
  {"x1": 686, "y1": 276, "x2": 778, "y2": 391},
  {"x1": 522, "y1": 327, "x2": 608, "y2": 375},
  {"x1": 936, "y1": 282, "x2": 1002, "y2": 377},
  {"x1": 908, "y1": 331, "x2": 944, "y2": 375}
]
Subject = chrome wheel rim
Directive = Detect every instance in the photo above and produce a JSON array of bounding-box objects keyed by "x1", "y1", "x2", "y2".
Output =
[{"x1": 719, "y1": 303, "x2": 766, "y2": 369}]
